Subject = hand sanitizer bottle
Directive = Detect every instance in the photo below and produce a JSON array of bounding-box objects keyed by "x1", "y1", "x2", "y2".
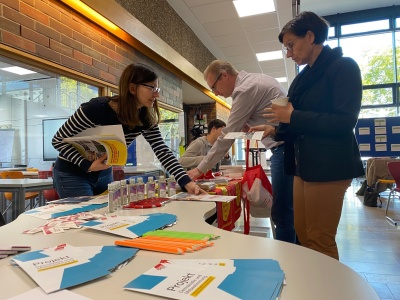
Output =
[
  {"x1": 158, "y1": 175, "x2": 167, "y2": 197},
  {"x1": 120, "y1": 179, "x2": 127, "y2": 206},
  {"x1": 147, "y1": 176, "x2": 155, "y2": 198},
  {"x1": 108, "y1": 183, "x2": 114, "y2": 213},
  {"x1": 168, "y1": 175, "x2": 176, "y2": 197},
  {"x1": 114, "y1": 181, "x2": 121, "y2": 211},
  {"x1": 128, "y1": 177, "x2": 137, "y2": 203},
  {"x1": 137, "y1": 177, "x2": 145, "y2": 200}
]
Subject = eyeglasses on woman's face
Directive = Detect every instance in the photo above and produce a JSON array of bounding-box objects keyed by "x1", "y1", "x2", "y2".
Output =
[
  {"x1": 140, "y1": 83, "x2": 161, "y2": 93},
  {"x1": 283, "y1": 41, "x2": 295, "y2": 54}
]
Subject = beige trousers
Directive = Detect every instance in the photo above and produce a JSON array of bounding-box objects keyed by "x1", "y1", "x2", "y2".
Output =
[{"x1": 293, "y1": 176, "x2": 352, "y2": 260}]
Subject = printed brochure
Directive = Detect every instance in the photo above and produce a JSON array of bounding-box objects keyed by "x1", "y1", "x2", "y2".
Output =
[
  {"x1": 63, "y1": 125, "x2": 127, "y2": 166},
  {"x1": 124, "y1": 258, "x2": 285, "y2": 300},
  {"x1": 81, "y1": 213, "x2": 177, "y2": 238},
  {"x1": 12, "y1": 244, "x2": 138, "y2": 293}
]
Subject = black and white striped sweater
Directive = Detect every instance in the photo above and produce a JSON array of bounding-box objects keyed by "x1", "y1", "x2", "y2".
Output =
[{"x1": 52, "y1": 97, "x2": 191, "y2": 187}]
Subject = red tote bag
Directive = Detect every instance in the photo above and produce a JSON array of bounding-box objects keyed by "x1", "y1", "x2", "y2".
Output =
[{"x1": 241, "y1": 140, "x2": 273, "y2": 235}]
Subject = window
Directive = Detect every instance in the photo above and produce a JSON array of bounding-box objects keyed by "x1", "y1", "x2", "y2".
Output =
[
  {"x1": 325, "y1": 7, "x2": 400, "y2": 119},
  {"x1": 0, "y1": 55, "x2": 99, "y2": 169},
  {"x1": 340, "y1": 33, "x2": 394, "y2": 85},
  {"x1": 328, "y1": 27, "x2": 336, "y2": 38},
  {"x1": 341, "y1": 19, "x2": 389, "y2": 35},
  {"x1": 159, "y1": 108, "x2": 180, "y2": 159},
  {"x1": 362, "y1": 87, "x2": 394, "y2": 106}
]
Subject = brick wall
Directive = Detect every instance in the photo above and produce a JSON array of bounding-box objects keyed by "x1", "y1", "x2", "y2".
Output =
[
  {"x1": 184, "y1": 102, "x2": 230, "y2": 146},
  {"x1": 0, "y1": 0, "x2": 183, "y2": 108}
]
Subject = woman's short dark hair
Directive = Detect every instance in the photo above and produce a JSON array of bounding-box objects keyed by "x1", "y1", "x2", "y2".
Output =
[{"x1": 278, "y1": 11, "x2": 330, "y2": 44}]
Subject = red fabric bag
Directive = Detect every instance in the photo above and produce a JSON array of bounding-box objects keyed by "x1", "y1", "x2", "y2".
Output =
[{"x1": 241, "y1": 140, "x2": 273, "y2": 234}]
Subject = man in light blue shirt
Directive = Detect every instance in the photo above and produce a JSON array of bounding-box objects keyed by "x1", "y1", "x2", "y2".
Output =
[{"x1": 188, "y1": 60, "x2": 295, "y2": 243}]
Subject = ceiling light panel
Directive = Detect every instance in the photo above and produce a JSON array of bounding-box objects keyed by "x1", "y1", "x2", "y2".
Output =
[
  {"x1": 256, "y1": 51, "x2": 283, "y2": 61},
  {"x1": 1, "y1": 66, "x2": 36, "y2": 75},
  {"x1": 233, "y1": 0, "x2": 276, "y2": 18}
]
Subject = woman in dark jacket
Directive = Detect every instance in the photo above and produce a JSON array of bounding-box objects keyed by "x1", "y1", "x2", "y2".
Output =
[{"x1": 250, "y1": 11, "x2": 364, "y2": 260}]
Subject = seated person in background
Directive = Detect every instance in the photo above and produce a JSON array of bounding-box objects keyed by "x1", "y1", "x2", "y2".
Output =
[
  {"x1": 179, "y1": 119, "x2": 231, "y2": 171},
  {"x1": 180, "y1": 119, "x2": 230, "y2": 225}
]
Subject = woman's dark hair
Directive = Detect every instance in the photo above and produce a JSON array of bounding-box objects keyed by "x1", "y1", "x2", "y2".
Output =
[
  {"x1": 112, "y1": 63, "x2": 160, "y2": 128},
  {"x1": 278, "y1": 11, "x2": 330, "y2": 44}
]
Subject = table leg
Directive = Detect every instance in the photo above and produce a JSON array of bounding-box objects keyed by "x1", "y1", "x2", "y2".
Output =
[
  {"x1": 38, "y1": 191, "x2": 45, "y2": 206},
  {"x1": 0, "y1": 193, "x2": 6, "y2": 223},
  {"x1": 0, "y1": 193, "x2": 5, "y2": 212},
  {"x1": 15, "y1": 188, "x2": 25, "y2": 220}
]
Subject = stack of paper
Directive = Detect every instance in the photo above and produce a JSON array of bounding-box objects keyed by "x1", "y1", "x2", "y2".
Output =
[
  {"x1": 12, "y1": 244, "x2": 138, "y2": 293},
  {"x1": 0, "y1": 245, "x2": 31, "y2": 259},
  {"x1": 223, "y1": 131, "x2": 264, "y2": 140},
  {"x1": 25, "y1": 195, "x2": 109, "y2": 220},
  {"x1": 169, "y1": 192, "x2": 236, "y2": 202},
  {"x1": 124, "y1": 258, "x2": 285, "y2": 299},
  {"x1": 81, "y1": 213, "x2": 177, "y2": 238}
]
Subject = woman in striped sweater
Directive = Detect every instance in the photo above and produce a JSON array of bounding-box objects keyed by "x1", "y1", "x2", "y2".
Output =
[{"x1": 52, "y1": 63, "x2": 202, "y2": 198}]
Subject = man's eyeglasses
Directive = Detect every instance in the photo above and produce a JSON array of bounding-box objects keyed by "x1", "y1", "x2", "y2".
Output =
[
  {"x1": 140, "y1": 83, "x2": 161, "y2": 93},
  {"x1": 283, "y1": 41, "x2": 295, "y2": 55},
  {"x1": 211, "y1": 73, "x2": 222, "y2": 92}
]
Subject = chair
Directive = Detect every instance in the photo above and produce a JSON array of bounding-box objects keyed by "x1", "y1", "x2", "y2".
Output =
[
  {"x1": 112, "y1": 166, "x2": 126, "y2": 181},
  {"x1": 38, "y1": 170, "x2": 59, "y2": 202},
  {"x1": 0, "y1": 213, "x2": 5, "y2": 226},
  {"x1": 0, "y1": 171, "x2": 39, "y2": 218},
  {"x1": 385, "y1": 162, "x2": 400, "y2": 226}
]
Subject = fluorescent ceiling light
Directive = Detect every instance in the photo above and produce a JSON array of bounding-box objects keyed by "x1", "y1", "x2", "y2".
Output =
[
  {"x1": 1, "y1": 66, "x2": 36, "y2": 75},
  {"x1": 33, "y1": 114, "x2": 49, "y2": 118},
  {"x1": 256, "y1": 51, "x2": 283, "y2": 61},
  {"x1": 275, "y1": 77, "x2": 287, "y2": 83},
  {"x1": 233, "y1": 0, "x2": 275, "y2": 17}
]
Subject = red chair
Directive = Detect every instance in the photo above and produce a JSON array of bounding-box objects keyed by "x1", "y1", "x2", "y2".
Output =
[
  {"x1": 385, "y1": 161, "x2": 400, "y2": 226},
  {"x1": 38, "y1": 170, "x2": 59, "y2": 202},
  {"x1": 112, "y1": 166, "x2": 125, "y2": 181}
]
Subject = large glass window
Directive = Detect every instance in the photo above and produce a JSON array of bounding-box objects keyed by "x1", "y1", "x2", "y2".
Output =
[
  {"x1": 396, "y1": 31, "x2": 400, "y2": 82},
  {"x1": 0, "y1": 56, "x2": 99, "y2": 169},
  {"x1": 341, "y1": 19, "x2": 389, "y2": 35},
  {"x1": 325, "y1": 8, "x2": 400, "y2": 119},
  {"x1": 362, "y1": 87, "x2": 394, "y2": 106},
  {"x1": 340, "y1": 33, "x2": 394, "y2": 85},
  {"x1": 0, "y1": 55, "x2": 183, "y2": 171},
  {"x1": 159, "y1": 108, "x2": 180, "y2": 158}
]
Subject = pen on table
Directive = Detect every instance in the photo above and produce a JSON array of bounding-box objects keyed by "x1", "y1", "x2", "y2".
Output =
[
  {"x1": 115, "y1": 240, "x2": 185, "y2": 254},
  {"x1": 141, "y1": 236, "x2": 214, "y2": 247},
  {"x1": 143, "y1": 230, "x2": 218, "y2": 240},
  {"x1": 119, "y1": 238, "x2": 199, "y2": 251}
]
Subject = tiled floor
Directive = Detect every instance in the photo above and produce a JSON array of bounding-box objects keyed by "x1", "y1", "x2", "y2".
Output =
[
  {"x1": 338, "y1": 179, "x2": 400, "y2": 300},
  {"x1": 234, "y1": 178, "x2": 400, "y2": 300}
]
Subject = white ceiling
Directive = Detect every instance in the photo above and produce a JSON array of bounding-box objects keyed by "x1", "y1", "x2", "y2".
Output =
[{"x1": 170, "y1": 0, "x2": 400, "y2": 105}]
